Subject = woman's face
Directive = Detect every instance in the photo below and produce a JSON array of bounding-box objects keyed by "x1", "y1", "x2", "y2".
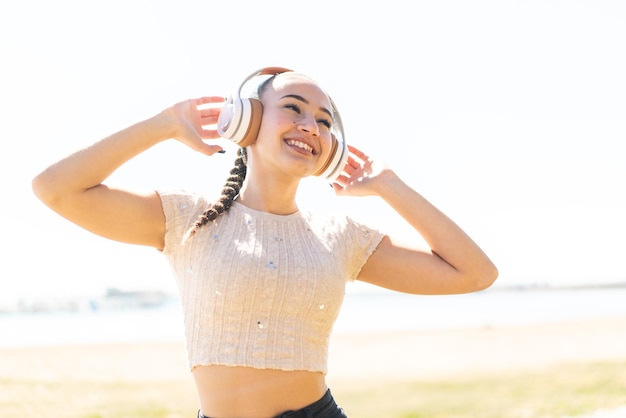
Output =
[{"x1": 250, "y1": 73, "x2": 335, "y2": 179}]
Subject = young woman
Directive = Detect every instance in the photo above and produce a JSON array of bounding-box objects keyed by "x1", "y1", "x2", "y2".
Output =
[{"x1": 32, "y1": 67, "x2": 498, "y2": 418}]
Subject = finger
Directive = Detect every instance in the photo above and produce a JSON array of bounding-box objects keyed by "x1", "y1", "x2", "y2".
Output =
[
  {"x1": 346, "y1": 154, "x2": 363, "y2": 170},
  {"x1": 331, "y1": 175, "x2": 347, "y2": 189},
  {"x1": 199, "y1": 106, "x2": 221, "y2": 117},
  {"x1": 192, "y1": 142, "x2": 225, "y2": 157},
  {"x1": 348, "y1": 145, "x2": 369, "y2": 163},
  {"x1": 330, "y1": 181, "x2": 345, "y2": 195},
  {"x1": 198, "y1": 103, "x2": 224, "y2": 128},
  {"x1": 200, "y1": 109, "x2": 221, "y2": 125},
  {"x1": 341, "y1": 161, "x2": 356, "y2": 176},
  {"x1": 199, "y1": 127, "x2": 223, "y2": 139},
  {"x1": 194, "y1": 96, "x2": 226, "y2": 107},
  {"x1": 348, "y1": 144, "x2": 365, "y2": 156}
]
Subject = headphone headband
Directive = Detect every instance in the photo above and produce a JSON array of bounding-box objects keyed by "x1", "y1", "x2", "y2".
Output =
[{"x1": 217, "y1": 67, "x2": 348, "y2": 181}]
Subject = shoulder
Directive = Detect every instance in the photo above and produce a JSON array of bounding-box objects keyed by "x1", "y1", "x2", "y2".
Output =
[
  {"x1": 157, "y1": 189, "x2": 210, "y2": 214},
  {"x1": 301, "y1": 207, "x2": 386, "y2": 280},
  {"x1": 156, "y1": 189, "x2": 216, "y2": 254},
  {"x1": 156, "y1": 189, "x2": 214, "y2": 229},
  {"x1": 302, "y1": 207, "x2": 384, "y2": 240},
  {"x1": 157, "y1": 188, "x2": 207, "y2": 205}
]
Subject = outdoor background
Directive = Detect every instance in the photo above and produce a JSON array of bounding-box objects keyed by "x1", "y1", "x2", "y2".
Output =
[
  {"x1": 1, "y1": 1, "x2": 625, "y2": 417},
  {"x1": 3, "y1": 0, "x2": 625, "y2": 301}
]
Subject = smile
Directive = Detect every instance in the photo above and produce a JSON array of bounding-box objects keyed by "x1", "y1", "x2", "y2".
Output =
[{"x1": 285, "y1": 139, "x2": 314, "y2": 154}]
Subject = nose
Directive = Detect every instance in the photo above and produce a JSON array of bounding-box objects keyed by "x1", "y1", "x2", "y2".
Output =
[{"x1": 297, "y1": 113, "x2": 319, "y2": 136}]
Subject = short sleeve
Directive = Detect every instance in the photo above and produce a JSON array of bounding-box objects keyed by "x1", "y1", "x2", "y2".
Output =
[
  {"x1": 342, "y1": 216, "x2": 386, "y2": 281},
  {"x1": 156, "y1": 189, "x2": 210, "y2": 255}
]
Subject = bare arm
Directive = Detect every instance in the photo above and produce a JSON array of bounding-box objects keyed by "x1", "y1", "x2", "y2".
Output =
[
  {"x1": 333, "y1": 145, "x2": 498, "y2": 295},
  {"x1": 32, "y1": 97, "x2": 225, "y2": 249}
]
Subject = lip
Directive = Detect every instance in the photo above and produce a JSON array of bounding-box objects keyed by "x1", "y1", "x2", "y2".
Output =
[{"x1": 284, "y1": 137, "x2": 318, "y2": 155}]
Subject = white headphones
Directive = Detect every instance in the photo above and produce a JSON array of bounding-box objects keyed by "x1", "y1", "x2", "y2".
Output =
[{"x1": 217, "y1": 67, "x2": 349, "y2": 181}]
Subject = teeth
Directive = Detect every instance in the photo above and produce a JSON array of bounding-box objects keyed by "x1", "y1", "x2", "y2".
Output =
[{"x1": 286, "y1": 140, "x2": 313, "y2": 153}]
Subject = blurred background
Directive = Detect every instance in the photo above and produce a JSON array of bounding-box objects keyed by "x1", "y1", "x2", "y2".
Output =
[
  {"x1": 1, "y1": 0, "x2": 625, "y2": 344},
  {"x1": 2, "y1": 2, "x2": 626, "y2": 417}
]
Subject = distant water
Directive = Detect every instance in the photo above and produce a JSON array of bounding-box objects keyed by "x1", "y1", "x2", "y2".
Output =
[
  {"x1": 2, "y1": 287, "x2": 626, "y2": 348},
  {"x1": 335, "y1": 285, "x2": 626, "y2": 333}
]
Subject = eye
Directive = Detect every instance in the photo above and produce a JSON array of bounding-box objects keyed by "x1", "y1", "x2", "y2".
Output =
[
  {"x1": 284, "y1": 103, "x2": 301, "y2": 113},
  {"x1": 317, "y1": 118, "x2": 332, "y2": 129},
  {"x1": 284, "y1": 102, "x2": 331, "y2": 129}
]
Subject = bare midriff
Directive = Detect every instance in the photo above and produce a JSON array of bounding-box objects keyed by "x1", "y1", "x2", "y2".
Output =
[{"x1": 192, "y1": 365, "x2": 327, "y2": 418}]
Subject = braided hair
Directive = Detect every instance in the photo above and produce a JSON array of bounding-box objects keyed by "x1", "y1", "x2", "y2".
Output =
[
  {"x1": 184, "y1": 147, "x2": 247, "y2": 240},
  {"x1": 183, "y1": 71, "x2": 282, "y2": 240}
]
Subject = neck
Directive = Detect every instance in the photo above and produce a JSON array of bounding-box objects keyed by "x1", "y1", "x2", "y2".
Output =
[{"x1": 237, "y1": 176, "x2": 300, "y2": 215}]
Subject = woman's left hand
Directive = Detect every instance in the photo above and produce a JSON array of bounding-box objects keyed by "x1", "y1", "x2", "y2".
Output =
[
  {"x1": 336, "y1": 146, "x2": 498, "y2": 295},
  {"x1": 331, "y1": 145, "x2": 394, "y2": 197}
]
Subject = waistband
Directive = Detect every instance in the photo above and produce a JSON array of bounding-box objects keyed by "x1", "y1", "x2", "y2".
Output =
[
  {"x1": 277, "y1": 388, "x2": 337, "y2": 417},
  {"x1": 198, "y1": 388, "x2": 345, "y2": 418}
]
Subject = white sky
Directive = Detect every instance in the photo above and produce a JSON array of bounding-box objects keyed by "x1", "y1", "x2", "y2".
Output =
[{"x1": 2, "y1": 0, "x2": 625, "y2": 302}]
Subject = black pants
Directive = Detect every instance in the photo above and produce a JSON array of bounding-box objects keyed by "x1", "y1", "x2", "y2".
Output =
[{"x1": 198, "y1": 388, "x2": 348, "y2": 418}]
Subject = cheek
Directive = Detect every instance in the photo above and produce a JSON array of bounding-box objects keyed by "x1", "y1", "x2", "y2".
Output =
[
  {"x1": 321, "y1": 133, "x2": 333, "y2": 153},
  {"x1": 259, "y1": 112, "x2": 294, "y2": 135},
  {"x1": 255, "y1": 117, "x2": 279, "y2": 142}
]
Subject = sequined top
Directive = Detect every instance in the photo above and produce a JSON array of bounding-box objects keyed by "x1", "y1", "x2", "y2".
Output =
[{"x1": 158, "y1": 190, "x2": 385, "y2": 373}]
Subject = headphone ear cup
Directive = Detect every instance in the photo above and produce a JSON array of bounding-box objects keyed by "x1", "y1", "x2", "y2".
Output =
[
  {"x1": 313, "y1": 135, "x2": 338, "y2": 177},
  {"x1": 314, "y1": 133, "x2": 348, "y2": 181},
  {"x1": 218, "y1": 97, "x2": 263, "y2": 146},
  {"x1": 236, "y1": 98, "x2": 263, "y2": 147}
]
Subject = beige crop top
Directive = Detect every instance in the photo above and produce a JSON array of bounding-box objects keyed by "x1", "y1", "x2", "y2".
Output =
[{"x1": 158, "y1": 190, "x2": 384, "y2": 373}]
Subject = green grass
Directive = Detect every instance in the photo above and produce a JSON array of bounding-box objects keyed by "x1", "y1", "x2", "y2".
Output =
[
  {"x1": 336, "y1": 360, "x2": 626, "y2": 418},
  {"x1": 1, "y1": 360, "x2": 624, "y2": 417},
  {"x1": 0, "y1": 378, "x2": 198, "y2": 418}
]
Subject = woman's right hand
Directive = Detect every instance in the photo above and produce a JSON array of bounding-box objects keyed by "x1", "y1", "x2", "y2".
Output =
[{"x1": 163, "y1": 96, "x2": 226, "y2": 156}]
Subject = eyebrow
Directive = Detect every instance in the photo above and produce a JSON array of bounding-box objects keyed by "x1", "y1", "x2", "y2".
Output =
[{"x1": 281, "y1": 94, "x2": 333, "y2": 119}]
